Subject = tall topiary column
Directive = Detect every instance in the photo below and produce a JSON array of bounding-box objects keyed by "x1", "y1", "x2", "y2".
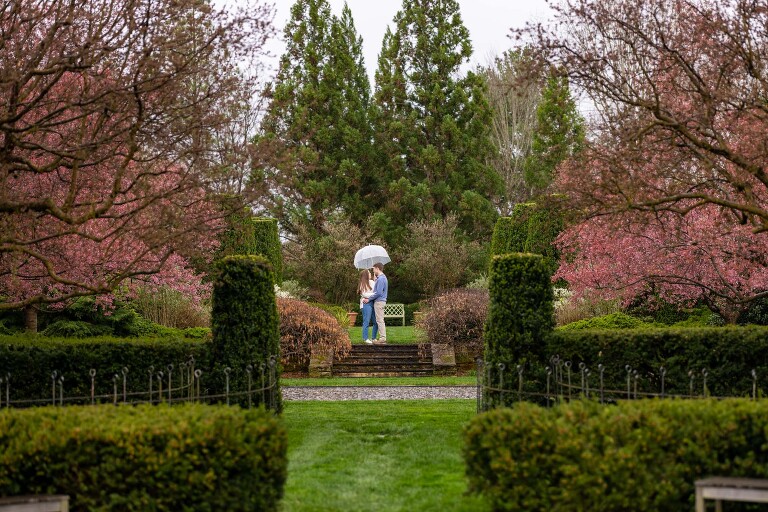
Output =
[
  {"x1": 490, "y1": 202, "x2": 562, "y2": 275},
  {"x1": 211, "y1": 255, "x2": 281, "y2": 411},
  {"x1": 251, "y1": 217, "x2": 283, "y2": 284},
  {"x1": 490, "y1": 205, "x2": 532, "y2": 257},
  {"x1": 484, "y1": 253, "x2": 554, "y2": 408}
]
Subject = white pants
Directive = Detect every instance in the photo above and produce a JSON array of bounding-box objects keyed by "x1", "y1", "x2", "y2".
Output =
[{"x1": 373, "y1": 301, "x2": 386, "y2": 340}]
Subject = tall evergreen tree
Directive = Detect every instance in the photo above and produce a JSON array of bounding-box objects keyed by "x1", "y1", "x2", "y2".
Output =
[
  {"x1": 259, "y1": 0, "x2": 373, "y2": 235},
  {"x1": 523, "y1": 74, "x2": 585, "y2": 195},
  {"x1": 372, "y1": 0, "x2": 501, "y2": 244},
  {"x1": 325, "y1": 5, "x2": 377, "y2": 226}
]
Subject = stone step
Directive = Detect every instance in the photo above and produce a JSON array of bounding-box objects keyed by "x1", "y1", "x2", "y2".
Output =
[
  {"x1": 333, "y1": 361, "x2": 432, "y2": 370},
  {"x1": 339, "y1": 360, "x2": 433, "y2": 367},
  {"x1": 340, "y1": 354, "x2": 431, "y2": 361},
  {"x1": 333, "y1": 343, "x2": 434, "y2": 377},
  {"x1": 333, "y1": 371, "x2": 435, "y2": 377},
  {"x1": 348, "y1": 345, "x2": 423, "y2": 353}
]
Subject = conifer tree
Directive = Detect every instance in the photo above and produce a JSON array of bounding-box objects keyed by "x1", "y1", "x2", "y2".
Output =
[
  {"x1": 524, "y1": 75, "x2": 585, "y2": 195},
  {"x1": 259, "y1": 0, "x2": 373, "y2": 235},
  {"x1": 372, "y1": 0, "x2": 501, "y2": 244}
]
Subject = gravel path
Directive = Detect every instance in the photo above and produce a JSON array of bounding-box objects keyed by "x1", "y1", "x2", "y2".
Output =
[{"x1": 283, "y1": 385, "x2": 477, "y2": 401}]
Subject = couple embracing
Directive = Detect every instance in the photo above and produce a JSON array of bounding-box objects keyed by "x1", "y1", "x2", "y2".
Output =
[{"x1": 357, "y1": 263, "x2": 388, "y2": 345}]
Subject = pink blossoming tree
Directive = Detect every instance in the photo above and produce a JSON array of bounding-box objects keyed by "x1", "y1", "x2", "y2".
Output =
[{"x1": 0, "y1": 0, "x2": 274, "y2": 331}]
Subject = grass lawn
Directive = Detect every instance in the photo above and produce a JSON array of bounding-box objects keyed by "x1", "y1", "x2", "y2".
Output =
[
  {"x1": 283, "y1": 376, "x2": 476, "y2": 386},
  {"x1": 348, "y1": 326, "x2": 425, "y2": 344},
  {"x1": 281, "y1": 399, "x2": 487, "y2": 512}
]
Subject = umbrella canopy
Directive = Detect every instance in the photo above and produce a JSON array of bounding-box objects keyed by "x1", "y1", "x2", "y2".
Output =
[{"x1": 354, "y1": 245, "x2": 391, "y2": 269}]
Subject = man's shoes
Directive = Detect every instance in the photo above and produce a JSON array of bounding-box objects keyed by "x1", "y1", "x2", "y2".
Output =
[
  {"x1": 364, "y1": 339, "x2": 373, "y2": 344},
  {"x1": 373, "y1": 338, "x2": 387, "y2": 345}
]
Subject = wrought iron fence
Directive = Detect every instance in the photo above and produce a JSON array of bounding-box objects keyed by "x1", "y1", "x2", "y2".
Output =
[
  {"x1": 0, "y1": 355, "x2": 280, "y2": 411},
  {"x1": 476, "y1": 356, "x2": 765, "y2": 413}
]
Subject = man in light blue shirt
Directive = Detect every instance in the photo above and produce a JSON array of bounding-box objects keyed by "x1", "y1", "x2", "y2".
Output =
[{"x1": 363, "y1": 262, "x2": 388, "y2": 344}]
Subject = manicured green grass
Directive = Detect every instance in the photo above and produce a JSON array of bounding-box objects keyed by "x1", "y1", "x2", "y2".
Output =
[
  {"x1": 348, "y1": 326, "x2": 425, "y2": 344},
  {"x1": 281, "y1": 400, "x2": 487, "y2": 512},
  {"x1": 283, "y1": 376, "x2": 476, "y2": 387}
]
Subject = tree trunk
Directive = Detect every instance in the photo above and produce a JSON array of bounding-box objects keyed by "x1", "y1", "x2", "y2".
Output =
[{"x1": 23, "y1": 305, "x2": 38, "y2": 334}]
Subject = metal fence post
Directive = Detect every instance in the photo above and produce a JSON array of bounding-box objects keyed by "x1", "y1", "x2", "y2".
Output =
[
  {"x1": 90, "y1": 369, "x2": 96, "y2": 405},
  {"x1": 246, "y1": 364, "x2": 253, "y2": 409},
  {"x1": 121, "y1": 367, "x2": 128, "y2": 404},
  {"x1": 51, "y1": 371, "x2": 58, "y2": 405},
  {"x1": 598, "y1": 364, "x2": 605, "y2": 404},
  {"x1": 224, "y1": 367, "x2": 231, "y2": 406}
]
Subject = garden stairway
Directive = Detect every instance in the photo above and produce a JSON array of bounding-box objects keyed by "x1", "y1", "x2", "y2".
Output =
[{"x1": 332, "y1": 344, "x2": 434, "y2": 377}]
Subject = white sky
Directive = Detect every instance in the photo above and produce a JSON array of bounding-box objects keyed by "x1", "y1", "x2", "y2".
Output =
[{"x1": 265, "y1": 0, "x2": 554, "y2": 82}]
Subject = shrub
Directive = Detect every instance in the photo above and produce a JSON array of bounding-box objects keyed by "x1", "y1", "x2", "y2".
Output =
[
  {"x1": 252, "y1": 217, "x2": 283, "y2": 284},
  {"x1": 211, "y1": 255, "x2": 281, "y2": 410},
  {"x1": 0, "y1": 335, "x2": 211, "y2": 403},
  {"x1": 41, "y1": 320, "x2": 113, "y2": 338},
  {"x1": 284, "y1": 216, "x2": 373, "y2": 305},
  {"x1": 418, "y1": 289, "x2": 488, "y2": 362},
  {"x1": 464, "y1": 399, "x2": 768, "y2": 512},
  {"x1": 0, "y1": 404, "x2": 287, "y2": 511},
  {"x1": 41, "y1": 296, "x2": 160, "y2": 336},
  {"x1": 128, "y1": 285, "x2": 210, "y2": 329},
  {"x1": 465, "y1": 273, "x2": 489, "y2": 290},
  {"x1": 490, "y1": 202, "x2": 562, "y2": 274},
  {"x1": 553, "y1": 291, "x2": 621, "y2": 326},
  {"x1": 490, "y1": 215, "x2": 526, "y2": 256},
  {"x1": 545, "y1": 326, "x2": 768, "y2": 398},
  {"x1": 278, "y1": 299, "x2": 351, "y2": 372},
  {"x1": 398, "y1": 215, "x2": 483, "y2": 298},
  {"x1": 275, "y1": 279, "x2": 309, "y2": 300},
  {"x1": 484, "y1": 253, "x2": 554, "y2": 408},
  {"x1": 310, "y1": 302, "x2": 350, "y2": 328},
  {"x1": 738, "y1": 296, "x2": 768, "y2": 325},
  {"x1": 558, "y1": 312, "x2": 657, "y2": 330}
]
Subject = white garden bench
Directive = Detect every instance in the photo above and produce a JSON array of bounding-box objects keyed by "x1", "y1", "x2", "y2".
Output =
[
  {"x1": 383, "y1": 303, "x2": 405, "y2": 326},
  {"x1": 695, "y1": 477, "x2": 768, "y2": 511},
  {"x1": 0, "y1": 495, "x2": 69, "y2": 511}
]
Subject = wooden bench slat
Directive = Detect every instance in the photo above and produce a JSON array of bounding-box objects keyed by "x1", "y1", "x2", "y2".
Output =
[
  {"x1": 696, "y1": 477, "x2": 768, "y2": 490},
  {"x1": 695, "y1": 477, "x2": 768, "y2": 512}
]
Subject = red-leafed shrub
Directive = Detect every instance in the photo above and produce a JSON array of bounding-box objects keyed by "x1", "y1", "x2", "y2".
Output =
[
  {"x1": 277, "y1": 298, "x2": 351, "y2": 372},
  {"x1": 418, "y1": 288, "x2": 489, "y2": 362}
]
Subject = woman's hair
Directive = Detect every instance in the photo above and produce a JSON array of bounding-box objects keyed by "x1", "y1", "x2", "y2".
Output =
[{"x1": 357, "y1": 269, "x2": 372, "y2": 294}]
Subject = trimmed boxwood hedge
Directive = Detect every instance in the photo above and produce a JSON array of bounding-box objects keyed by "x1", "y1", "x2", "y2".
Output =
[
  {"x1": 0, "y1": 404, "x2": 287, "y2": 511},
  {"x1": 0, "y1": 335, "x2": 211, "y2": 403},
  {"x1": 252, "y1": 217, "x2": 283, "y2": 284},
  {"x1": 490, "y1": 203, "x2": 562, "y2": 275},
  {"x1": 484, "y1": 253, "x2": 554, "y2": 407},
  {"x1": 546, "y1": 326, "x2": 768, "y2": 398},
  {"x1": 211, "y1": 255, "x2": 281, "y2": 410},
  {"x1": 464, "y1": 399, "x2": 768, "y2": 512}
]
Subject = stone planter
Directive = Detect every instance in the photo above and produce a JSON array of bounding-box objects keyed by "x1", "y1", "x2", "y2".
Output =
[{"x1": 347, "y1": 311, "x2": 358, "y2": 326}]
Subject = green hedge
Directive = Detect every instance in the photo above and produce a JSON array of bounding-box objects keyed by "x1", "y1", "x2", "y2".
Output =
[
  {"x1": 464, "y1": 399, "x2": 768, "y2": 512},
  {"x1": 0, "y1": 335, "x2": 211, "y2": 403},
  {"x1": 490, "y1": 203, "x2": 562, "y2": 275},
  {"x1": 218, "y1": 211, "x2": 283, "y2": 284},
  {"x1": 490, "y1": 215, "x2": 526, "y2": 257},
  {"x1": 484, "y1": 253, "x2": 554, "y2": 407},
  {"x1": 0, "y1": 404, "x2": 287, "y2": 511},
  {"x1": 545, "y1": 326, "x2": 768, "y2": 398},
  {"x1": 252, "y1": 217, "x2": 283, "y2": 284},
  {"x1": 211, "y1": 255, "x2": 281, "y2": 410}
]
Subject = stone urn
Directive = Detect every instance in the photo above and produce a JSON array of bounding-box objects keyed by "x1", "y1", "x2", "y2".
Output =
[{"x1": 347, "y1": 311, "x2": 358, "y2": 326}]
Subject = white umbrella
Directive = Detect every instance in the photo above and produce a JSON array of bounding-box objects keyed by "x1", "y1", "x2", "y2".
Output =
[{"x1": 354, "y1": 245, "x2": 391, "y2": 269}]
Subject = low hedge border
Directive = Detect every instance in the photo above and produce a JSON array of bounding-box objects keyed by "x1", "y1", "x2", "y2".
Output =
[
  {"x1": 464, "y1": 399, "x2": 768, "y2": 512},
  {"x1": 545, "y1": 326, "x2": 768, "y2": 398},
  {"x1": 0, "y1": 336, "x2": 211, "y2": 403},
  {"x1": 0, "y1": 404, "x2": 287, "y2": 511}
]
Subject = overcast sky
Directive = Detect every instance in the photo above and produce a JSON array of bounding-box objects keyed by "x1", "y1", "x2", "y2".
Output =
[{"x1": 264, "y1": 0, "x2": 554, "y2": 82}]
